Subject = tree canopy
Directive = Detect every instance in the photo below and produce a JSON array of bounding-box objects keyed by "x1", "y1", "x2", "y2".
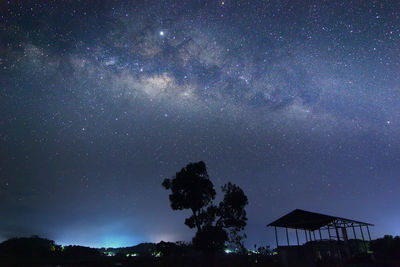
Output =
[{"x1": 162, "y1": 161, "x2": 248, "y2": 251}]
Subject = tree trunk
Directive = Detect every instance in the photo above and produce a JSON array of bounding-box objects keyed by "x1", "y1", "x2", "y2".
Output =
[{"x1": 192, "y1": 209, "x2": 202, "y2": 233}]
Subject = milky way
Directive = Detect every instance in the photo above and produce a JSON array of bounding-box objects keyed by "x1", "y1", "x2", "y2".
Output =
[{"x1": 1, "y1": 0, "x2": 400, "y2": 247}]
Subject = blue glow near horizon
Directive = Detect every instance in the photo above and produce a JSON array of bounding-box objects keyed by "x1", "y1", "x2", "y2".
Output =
[
  {"x1": 58, "y1": 234, "x2": 144, "y2": 248},
  {"x1": 55, "y1": 221, "x2": 147, "y2": 248}
]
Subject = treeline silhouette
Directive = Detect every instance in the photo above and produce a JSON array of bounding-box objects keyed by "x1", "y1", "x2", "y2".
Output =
[
  {"x1": 0, "y1": 236, "x2": 100, "y2": 261},
  {"x1": 370, "y1": 235, "x2": 400, "y2": 261},
  {"x1": 0, "y1": 235, "x2": 278, "y2": 266},
  {"x1": 2, "y1": 234, "x2": 400, "y2": 266}
]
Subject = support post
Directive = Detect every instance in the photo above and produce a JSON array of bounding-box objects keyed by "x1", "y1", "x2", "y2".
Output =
[
  {"x1": 309, "y1": 230, "x2": 312, "y2": 241},
  {"x1": 295, "y1": 229, "x2": 299, "y2": 246},
  {"x1": 334, "y1": 224, "x2": 343, "y2": 265},
  {"x1": 359, "y1": 225, "x2": 367, "y2": 252},
  {"x1": 352, "y1": 225, "x2": 357, "y2": 239},
  {"x1": 286, "y1": 227, "x2": 290, "y2": 246},
  {"x1": 359, "y1": 225, "x2": 365, "y2": 241},
  {"x1": 335, "y1": 225, "x2": 340, "y2": 241},
  {"x1": 313, "y1": 231, "x2": 316, "y2": 240},
  {"x1": 328, "y1": 227, "x2": 332, "y2": 240},
  {"x1": 319, "y1": 229, "x2": 322, "y2": 240},
  {"x1": 274, "y1": 226, "x2": 279, "y2": 248},
  {"x1": 305, "y1": 229, "x2": 308, "y2": 242},
  {"x1": 366, "y1": 225, "x2": 372, "y2": 241}
]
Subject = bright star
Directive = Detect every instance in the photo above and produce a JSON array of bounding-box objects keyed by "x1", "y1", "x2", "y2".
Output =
[{"x1": 159, "y1": 31, "x2": 165, "y2": 36}]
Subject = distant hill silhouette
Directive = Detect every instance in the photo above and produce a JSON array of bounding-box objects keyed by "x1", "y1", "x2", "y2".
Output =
[
  {"x1": 98, "y1": 242, "x2": 157, "y2": 256},
  {"x1": 63, "y1": 245, "x2": 101, "y2": 259}
]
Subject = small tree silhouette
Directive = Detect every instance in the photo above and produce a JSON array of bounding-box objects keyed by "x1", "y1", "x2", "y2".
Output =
[{"x1": 162, "y1": 161, "x2": 248, "y2": 252}]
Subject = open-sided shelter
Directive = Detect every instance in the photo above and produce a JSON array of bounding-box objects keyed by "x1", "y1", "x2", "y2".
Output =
[{"x1": 268, "y1": 209, "x2": 373, "y2": 266}]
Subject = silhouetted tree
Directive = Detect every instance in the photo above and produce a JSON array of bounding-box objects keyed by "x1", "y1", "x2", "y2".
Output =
[
  {"x1": 162, "y1": 161, "x2": 216, "y2": 233},
  {"x1": 0, "y1": 236, "x2": 57, "y2": 259},
  {"x1": 192, "y1": 225, "x2": 228, "y2": 252},
  {"x1": 156, "y1": 241, "x2": 192, "y2": 257},
  {"x1": 217, "y1": 182, "x2": 248, "y2": 251},
  {"x1": 162, "y1": 161, "x2": 248, "y2": 252},
  {"x1": 370, "y1": 235, "x2": 400, "y2": 260}
]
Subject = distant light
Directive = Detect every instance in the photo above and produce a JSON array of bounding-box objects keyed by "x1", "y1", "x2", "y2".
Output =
[
  {"x1": 159, "y1": 31, "x2": 165, "y2": 36},
  {"x1": 248, "y1": 249, "x2": 260, "y2": 254},
  {"x1": 104, "y1": 251, "x2": 115, "y2": 257},
  {"x1": 152, "y1": 251, "x2": 162, "y2": 257},
  {"x1": 224, "y1": 248, "x2": 233, "y2": 254}
]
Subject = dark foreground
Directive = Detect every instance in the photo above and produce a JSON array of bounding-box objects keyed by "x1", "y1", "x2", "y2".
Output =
[
  {"x1": 2, "y1": 255, "x2": 400, "y2": 267},
  {"x1": 1, "y1": 254, "x2": 278, "y2": 267},
  {"x1": 2, "y1": 235, "x2": 400, "y2": 266}
]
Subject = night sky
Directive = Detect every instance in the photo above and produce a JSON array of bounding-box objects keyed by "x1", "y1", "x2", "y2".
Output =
[{"x1": 1, "y1": 0, "x2": 400, "y2": 248}]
